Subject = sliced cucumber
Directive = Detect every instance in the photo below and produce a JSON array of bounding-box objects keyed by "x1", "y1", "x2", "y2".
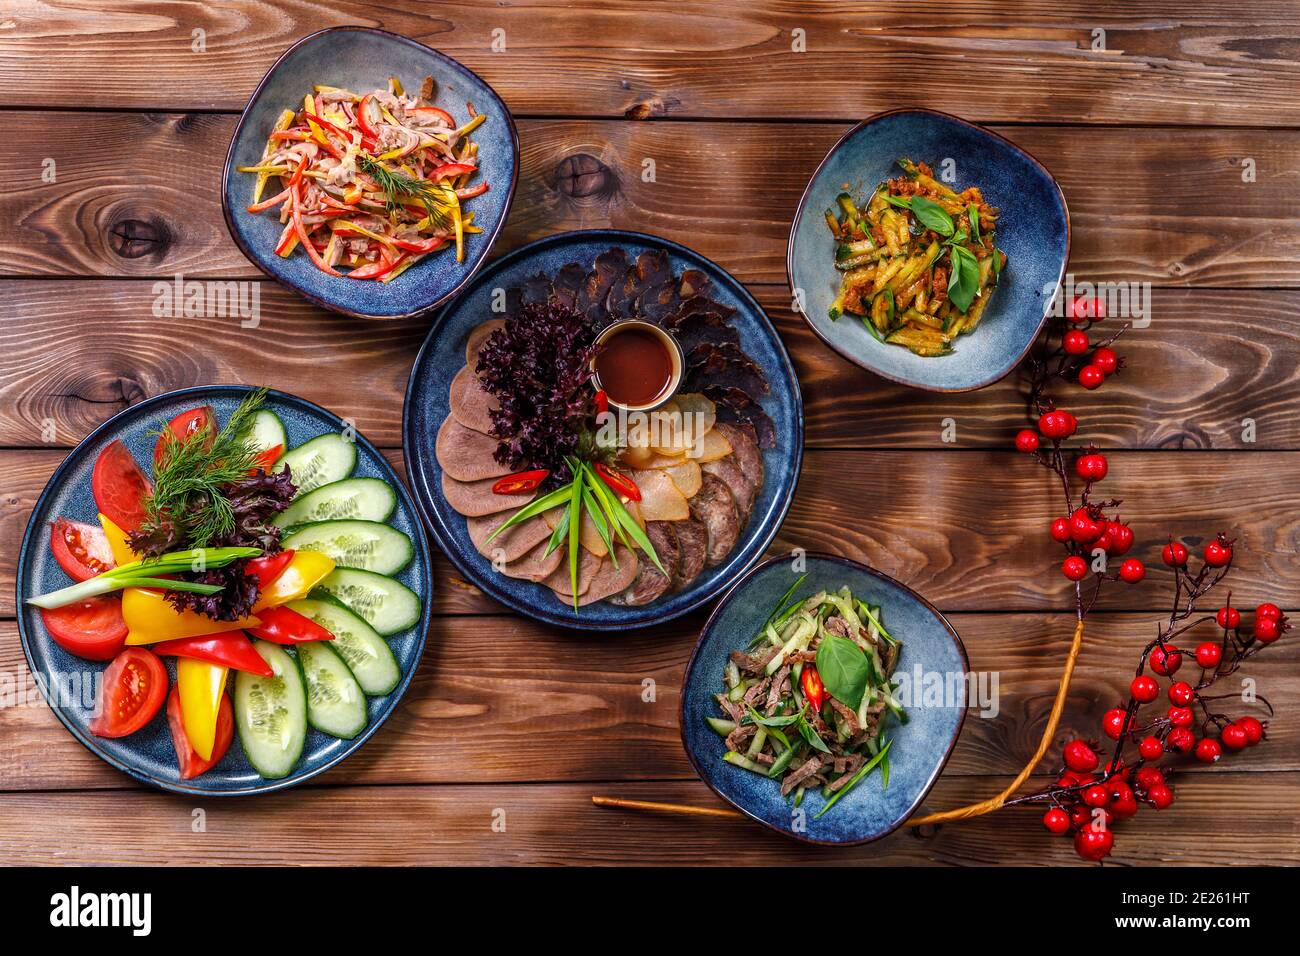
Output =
[
  {"x1": 290, "y1": 598, "x2": 401, "y2": 696},
  {"x1": 295, "y1": 640, "x2": 368, "y2": 738},
  {"x1": 276, "y1": 433, "x2": 357, "y2": 496},
  {"x1": 275, "y1": 477, "x2": 397, "y2": 529},
  {"x1": 281, "y1": 519, "x2": 413, "y2": 575},
  {"x1": 233, "y1": 641, "x2": 307, "y2": 779},
  {"x1": 243, "y1": 409, "x2": 288, "y2": 457},
  {"x1": 312, "y1": 568, "x2": 422, "y2": 637}
]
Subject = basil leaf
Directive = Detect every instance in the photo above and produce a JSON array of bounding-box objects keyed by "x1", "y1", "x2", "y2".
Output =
[
  {"x1": 968, "y1": 203, "x2": 981, "y2": 245},
  {"x1": 881, "y1": 193, "x2": 913, "y2": 210},
  {"x1": 797, "y1": 716, "x2": 832, "y2": 754},
  {"x1": 947, "y1": 246, "x2": 979, "y2": 313},
  {"x1": 908, "y1": 196, "x2": 954, "y2": 237},
  {"x1": 815, "y1": 634, "x2": 870, "y2": 710}
]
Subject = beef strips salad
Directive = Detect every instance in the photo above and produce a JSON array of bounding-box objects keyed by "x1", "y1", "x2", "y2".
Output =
[
  {"x1": 29, "y1": 390, "x2": 419, "y2": 781},
  {"x1": 826, "y1": 158, "x2": 1006, "y2": 356},
  {"x1": 708, "y1": 580, "x2": 905, "y2": 816},
  {"x1": 237, "y1": 74, "x2": 489, "y2": 281}
]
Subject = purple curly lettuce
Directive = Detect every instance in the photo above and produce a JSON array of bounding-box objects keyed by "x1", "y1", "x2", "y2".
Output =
[{"x1": 475, "y1": 301, "x2": 600, "y2": 484}]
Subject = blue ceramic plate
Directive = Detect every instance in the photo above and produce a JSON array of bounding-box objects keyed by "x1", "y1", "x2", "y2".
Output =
[
  {"x1": 788, "y1": 109, "x2": 1069, "y2": 392},
  {"x1": 15, "y1": 386, "x2": 432, "y2": 796},
  {"x1": 222, "y1": 26, "x2": 518, "y2": 319},
  {"x1": 680, "y1": 554, "x2": 968, "y2": 844},
  {"x1": 404, "y1": 230, "x2": 803, "y2": 630}
]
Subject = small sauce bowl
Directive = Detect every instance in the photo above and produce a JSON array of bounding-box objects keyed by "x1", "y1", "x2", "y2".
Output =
[{"x1": 591, "y1": 320, "x2": 685, "y2": 412}]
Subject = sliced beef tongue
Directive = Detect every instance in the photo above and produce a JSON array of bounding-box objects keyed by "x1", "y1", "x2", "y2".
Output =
[
  {"x1": 442, "y1": 472, "x2": 526, "y2": 517},
  {"x1": 436, "y1": 418, "x2": 512, "y2": 482},
  {"x1": 688, "y1": 473, "x2": 741, "y2": 567},
  {"x1": 498, "y1": 539, "x2": 565, "y2": 583},
  {"x1": 611, "y1": 521, "x2": 680, "y2": 606},
  {"x1": 448, "y1": 365, "x2": 499, "y2": 435},
  {"x1": 465, "y1": 319, "x2": 506, "y2": 367},
  {"x1": 467, "y1": 511, "x2": 554, "y2": 563},
  {"x1": 673, "y1": 517, "x2": 709, "y2": 588}
]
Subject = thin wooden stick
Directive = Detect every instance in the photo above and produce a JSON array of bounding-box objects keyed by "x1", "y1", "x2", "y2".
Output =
[{"x1": 591, "y1": 795, "x2": 743, "y2": 819}]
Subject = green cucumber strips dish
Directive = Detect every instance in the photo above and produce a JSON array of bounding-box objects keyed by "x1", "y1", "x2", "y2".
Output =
[{"x1": 709, "y1": 580, "x2": 905, "y2": 817}]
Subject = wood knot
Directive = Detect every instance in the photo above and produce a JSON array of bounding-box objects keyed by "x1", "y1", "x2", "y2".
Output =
[
  {"x1": 108, "y1": 217, "x2": 171, "y2": 259},
  {"x1": 551, "y1": 153, "x2": 618, "y2": 200}
]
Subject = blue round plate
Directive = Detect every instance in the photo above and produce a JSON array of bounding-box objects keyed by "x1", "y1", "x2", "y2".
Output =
[
  {"x1": 680, "y1": 554, "x2": 968, "y2": 844},
  {"x1": 15, "y1": 386, "x2": 432, "y2": 796},
  {"x1": 788, "y1": 108, "x2": 1069, "y2": 392},
  {"x1": 404, "y1": 229, "x2": 804, "y2": 630},
  {"x1": 222, "y1": 26, "x2": 518, "y2": 319}
]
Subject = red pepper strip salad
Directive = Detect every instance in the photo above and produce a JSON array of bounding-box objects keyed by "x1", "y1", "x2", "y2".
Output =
[
  {"x1": 27, "y1": 390, "x2": 420, "y2": 781},
  {"x1": 236, "y1": 75, "x2": 489, "y2": 281}
]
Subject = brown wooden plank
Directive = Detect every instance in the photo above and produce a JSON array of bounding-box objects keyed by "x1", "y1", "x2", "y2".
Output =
[
  {"x1": 3, "y1": 280, "x2": 1297, "y2": 452},
  {"x1": 5, "y1": 448, "x2": 1298, "y2": 619},
  {"x1": 2, "y1": 113, "x2": 1297, "y2": 286},
  {"x1": 1, "y1": 612, "x2": 1292, "y2": 792},
  {"x1": 0, "y1": 773, "x2": 1293, "y2": 865},
  {"x1": 3, "y1": 2, "x2": 1299, "y2": 128}
]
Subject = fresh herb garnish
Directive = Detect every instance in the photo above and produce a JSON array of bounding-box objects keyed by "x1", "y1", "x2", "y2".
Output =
[
  {"x1": 357, "y1": 153, "x2": 453, "y2": 229},
  {"x1": 907, "y1": 196, "x2": 955, "y2": 237},
  {"x1": 27, "y1": 547, "x2": 261, "y2": 609},
  {"x1": 814, "y1": 737, "x2": 892, "y2": 819},
  {"x1": 946, "y1": 244, "x2": 980, "y2": 313},
  {"x1": 815, "y1": 633, "x2": 871, "y2": 709},
  {"x1": 968, "y1": 203, "x2": 981, "y2": 245}
]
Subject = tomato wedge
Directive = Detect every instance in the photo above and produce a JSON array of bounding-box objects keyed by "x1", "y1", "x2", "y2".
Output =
[
  {"x1": 246, "y1": 605, "x2": 335, "y2": 644},
  {"x1": 89, "y1": 647, "x2": 168, "y2": 738},
  {"x1": 49, "y1": 518, "x2": 114, "y2": 582},
  {"x1": 153, "y1": 631, "x2": 274, "y2": 677},
  {"x1": 166, "y1": 685, "x2": 234, "y2": 780},
  {"x1": 40, "y1": 596, "x2": 128, "y2": 661},
  {"x1": 245, "y1": 550, "x2": 294, "y2": 590},
  {"x1": 91, "y1": 440, "x2": 151, "y2": 533},
  {"x1": 154, "y1": 406, "x2": 216, "y2": 465}
]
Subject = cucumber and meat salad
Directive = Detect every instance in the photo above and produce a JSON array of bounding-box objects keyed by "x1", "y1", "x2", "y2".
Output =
[
  {"x1": 708, "y1": 579, "x2": 905, "y2": 817},
  {"x1": 825, "y1": 157, "x2": 1006, "y2": 356}
]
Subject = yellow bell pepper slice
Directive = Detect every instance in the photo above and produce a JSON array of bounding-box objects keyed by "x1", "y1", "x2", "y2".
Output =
[
  {"x1": 122, "y1": 588, "x2": 261, "y2": 645},
  {"x1": 253, "y1": 550, "x2": 336, "y2": 611},
  {"x1": 177, "y1": 659, "x2": 228, "y2": 760},
  {"x1": 254, "y1": 108, "x2": 297, "y2": 204},
  {"x1": 99, "y1": 513, "x2": 137, "y2": 566}
]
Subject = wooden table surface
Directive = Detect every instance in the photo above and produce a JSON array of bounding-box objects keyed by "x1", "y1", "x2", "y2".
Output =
[{"x1": 2, "y1": 1, "x2": 1298, "y2": 866}]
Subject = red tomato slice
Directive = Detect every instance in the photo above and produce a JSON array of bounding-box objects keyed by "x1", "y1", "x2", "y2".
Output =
[
  {"x1": 89, "y1": 647, "x2": 168, "y2": 738},
  {"x1": 49, "y1": 518, "x2": 115, "y2": 582},
  {"x1": 154, "y1": 406, "x2": 216, "y2": 465},
  {"x1": 245, "y1": 550, "x2": 294, "y2": 590},
  {"x1": 166, "y1": 684, "x2": 234, "y2": 780},
  {"x1": 40, "y1": 596, "x2": 128, "y2": 661},
  {"x1": 91, "y1": 440, "x2": 152, "y2": 533}
]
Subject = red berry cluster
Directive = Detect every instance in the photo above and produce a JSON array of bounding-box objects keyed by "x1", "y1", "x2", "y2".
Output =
[{"x1": 1028, "y1": 536, "x2": 1286, "y2": 861}]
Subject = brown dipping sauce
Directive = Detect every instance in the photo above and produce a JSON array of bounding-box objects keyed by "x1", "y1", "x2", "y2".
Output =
[{"x1": 594, "y1": 326, "x2": 674, "y2": 408}]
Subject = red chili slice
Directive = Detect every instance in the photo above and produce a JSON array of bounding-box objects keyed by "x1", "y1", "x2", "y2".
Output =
[
  {"x1": 492, "y1": 469, "x2": 550, "y2": 496},
  {"x1": 594, "y1": 463, "x2": 641, "y2": 502}
]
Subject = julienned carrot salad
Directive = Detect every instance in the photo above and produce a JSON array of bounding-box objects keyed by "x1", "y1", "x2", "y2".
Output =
[{"x1": 236, "y1": 75, "x2": 489, "y2": 282}]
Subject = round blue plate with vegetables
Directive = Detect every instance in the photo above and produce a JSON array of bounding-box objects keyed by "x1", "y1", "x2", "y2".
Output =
[
  {"x1": 681, "y1": 553, "x2": 967, "y2": 844},
  {"x1": 15, "y1": 385, "x2": 431, "y2": 796}
]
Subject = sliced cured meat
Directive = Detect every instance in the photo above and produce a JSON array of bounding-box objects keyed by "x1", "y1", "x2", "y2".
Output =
[
  {"x1": 465, "y1": 319, "x2": 505, "y2": 367},
  {"x1": 543, "y1": 548, "x2": 603, "y2": 597},
  {"x1": 581, "y1": 248, "x2": 628, "y2": 323},
  {"x1": 442, "y1": 472, "x2": 530, "y2": 517},
  {"x1": 436, "y1": 417, "x2": 511, "y2": 482},
  {"x1": 498, "y1": 539, "x2": 564, "y2": 583},
  {"x1": 553, "y1": 262, "x2": 586, "y2": 310},
  {"x1": 703, "y1": 422, "x2": 763, "y2": 517},
  {"x1": 572, "y1": 547, "x2": 640, "y2": 606},
  {"x1": 684, "y1": 341, "x2": 770, "y2": 396},
  {"x1": 449, "y1": 365, "x2": 499, "y2": 435},
  {"x1": 678, "y1": 269, "x2": 711, "y2": 298},
  {"x1": 702, "y1": 385, "x2": 777, "y2": 449},
  {"x1": 613, "y1": 522, "x2": 680, "y2": 606},
  {"x1": 674, "y1": 517, "x2": 709, "y2": 587},
  {"x1": 688, "y1": 473, "x2": 740, "y2": 567},
  {"x1": 520, "y1": 271, "x2": 553, "y2": 305},
  {"x1": 701, "y1": 454, "x2": 756, "y2": 520},
  {"x1": 468, "y1": 510, "x2": 554, "y2": 563}
]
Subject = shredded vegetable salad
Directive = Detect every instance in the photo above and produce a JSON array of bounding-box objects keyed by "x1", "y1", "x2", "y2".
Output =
[{"x1": 237, "y1": 75, "x2": 488, "y2": 282}]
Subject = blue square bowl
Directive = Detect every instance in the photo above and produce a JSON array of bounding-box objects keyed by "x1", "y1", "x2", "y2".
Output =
[
  {"x1": 680, "y1": 554, "x2": 968, "y2": 844},
  {"x1": 787, "y1": 109, "x2": 1069, "y2": 391},
  {"x1": 222, "y1": 27, "x2": 518, "y2": 319}
]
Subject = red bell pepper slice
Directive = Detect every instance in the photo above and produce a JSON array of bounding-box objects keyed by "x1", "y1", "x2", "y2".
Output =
[
  {"x1": 251, "y1": 443, "x2": 283, "y2": 473},
  {"x1": 594, "y1": 463, "x2": 641, "y2": 502},
  {"x1": 455, "y1": 182, "x2": 489, "y2": 200},
  {"x1": 245, "y1": 550, "x2": 294, "y2": 590},
  {"x1": 356, "y1": 93, "x2": 381, "y2": 140},
  {"x1": 166, "y1": 685, "x2": 234, "y2": 780},
  {"x1": 153, "y1": 631, "x2": 274, "y2": 677},
  {"x1": 492, "y1": 469, "x2": 550, "y2": 496},
  {"x1": 245, "y1": 606, "x2": 334, "y2": 644},
  {"x1": 428, "y1": 162, "x2": 476, "y2": 182},
  {"x1": 346, "y1": 253, "x2": 407, "y2": 280},
  {"x1": 291, "y1": 182, "x2": 341, "y2": 276},
  {"x1": 407, "y1": 105, "x2": 455, "y2": 127},
  {"x1": 390, "y1": 236, "x2": 448, "y2": 254}
]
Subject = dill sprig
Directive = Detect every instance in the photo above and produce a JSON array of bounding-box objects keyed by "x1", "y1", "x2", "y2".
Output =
[
  {"x1": 357, "y1": 153, "x2": 453, "y2": 230},
  {"x1": 141, "y1": 388, "x2": 269, "y2": 549}
]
